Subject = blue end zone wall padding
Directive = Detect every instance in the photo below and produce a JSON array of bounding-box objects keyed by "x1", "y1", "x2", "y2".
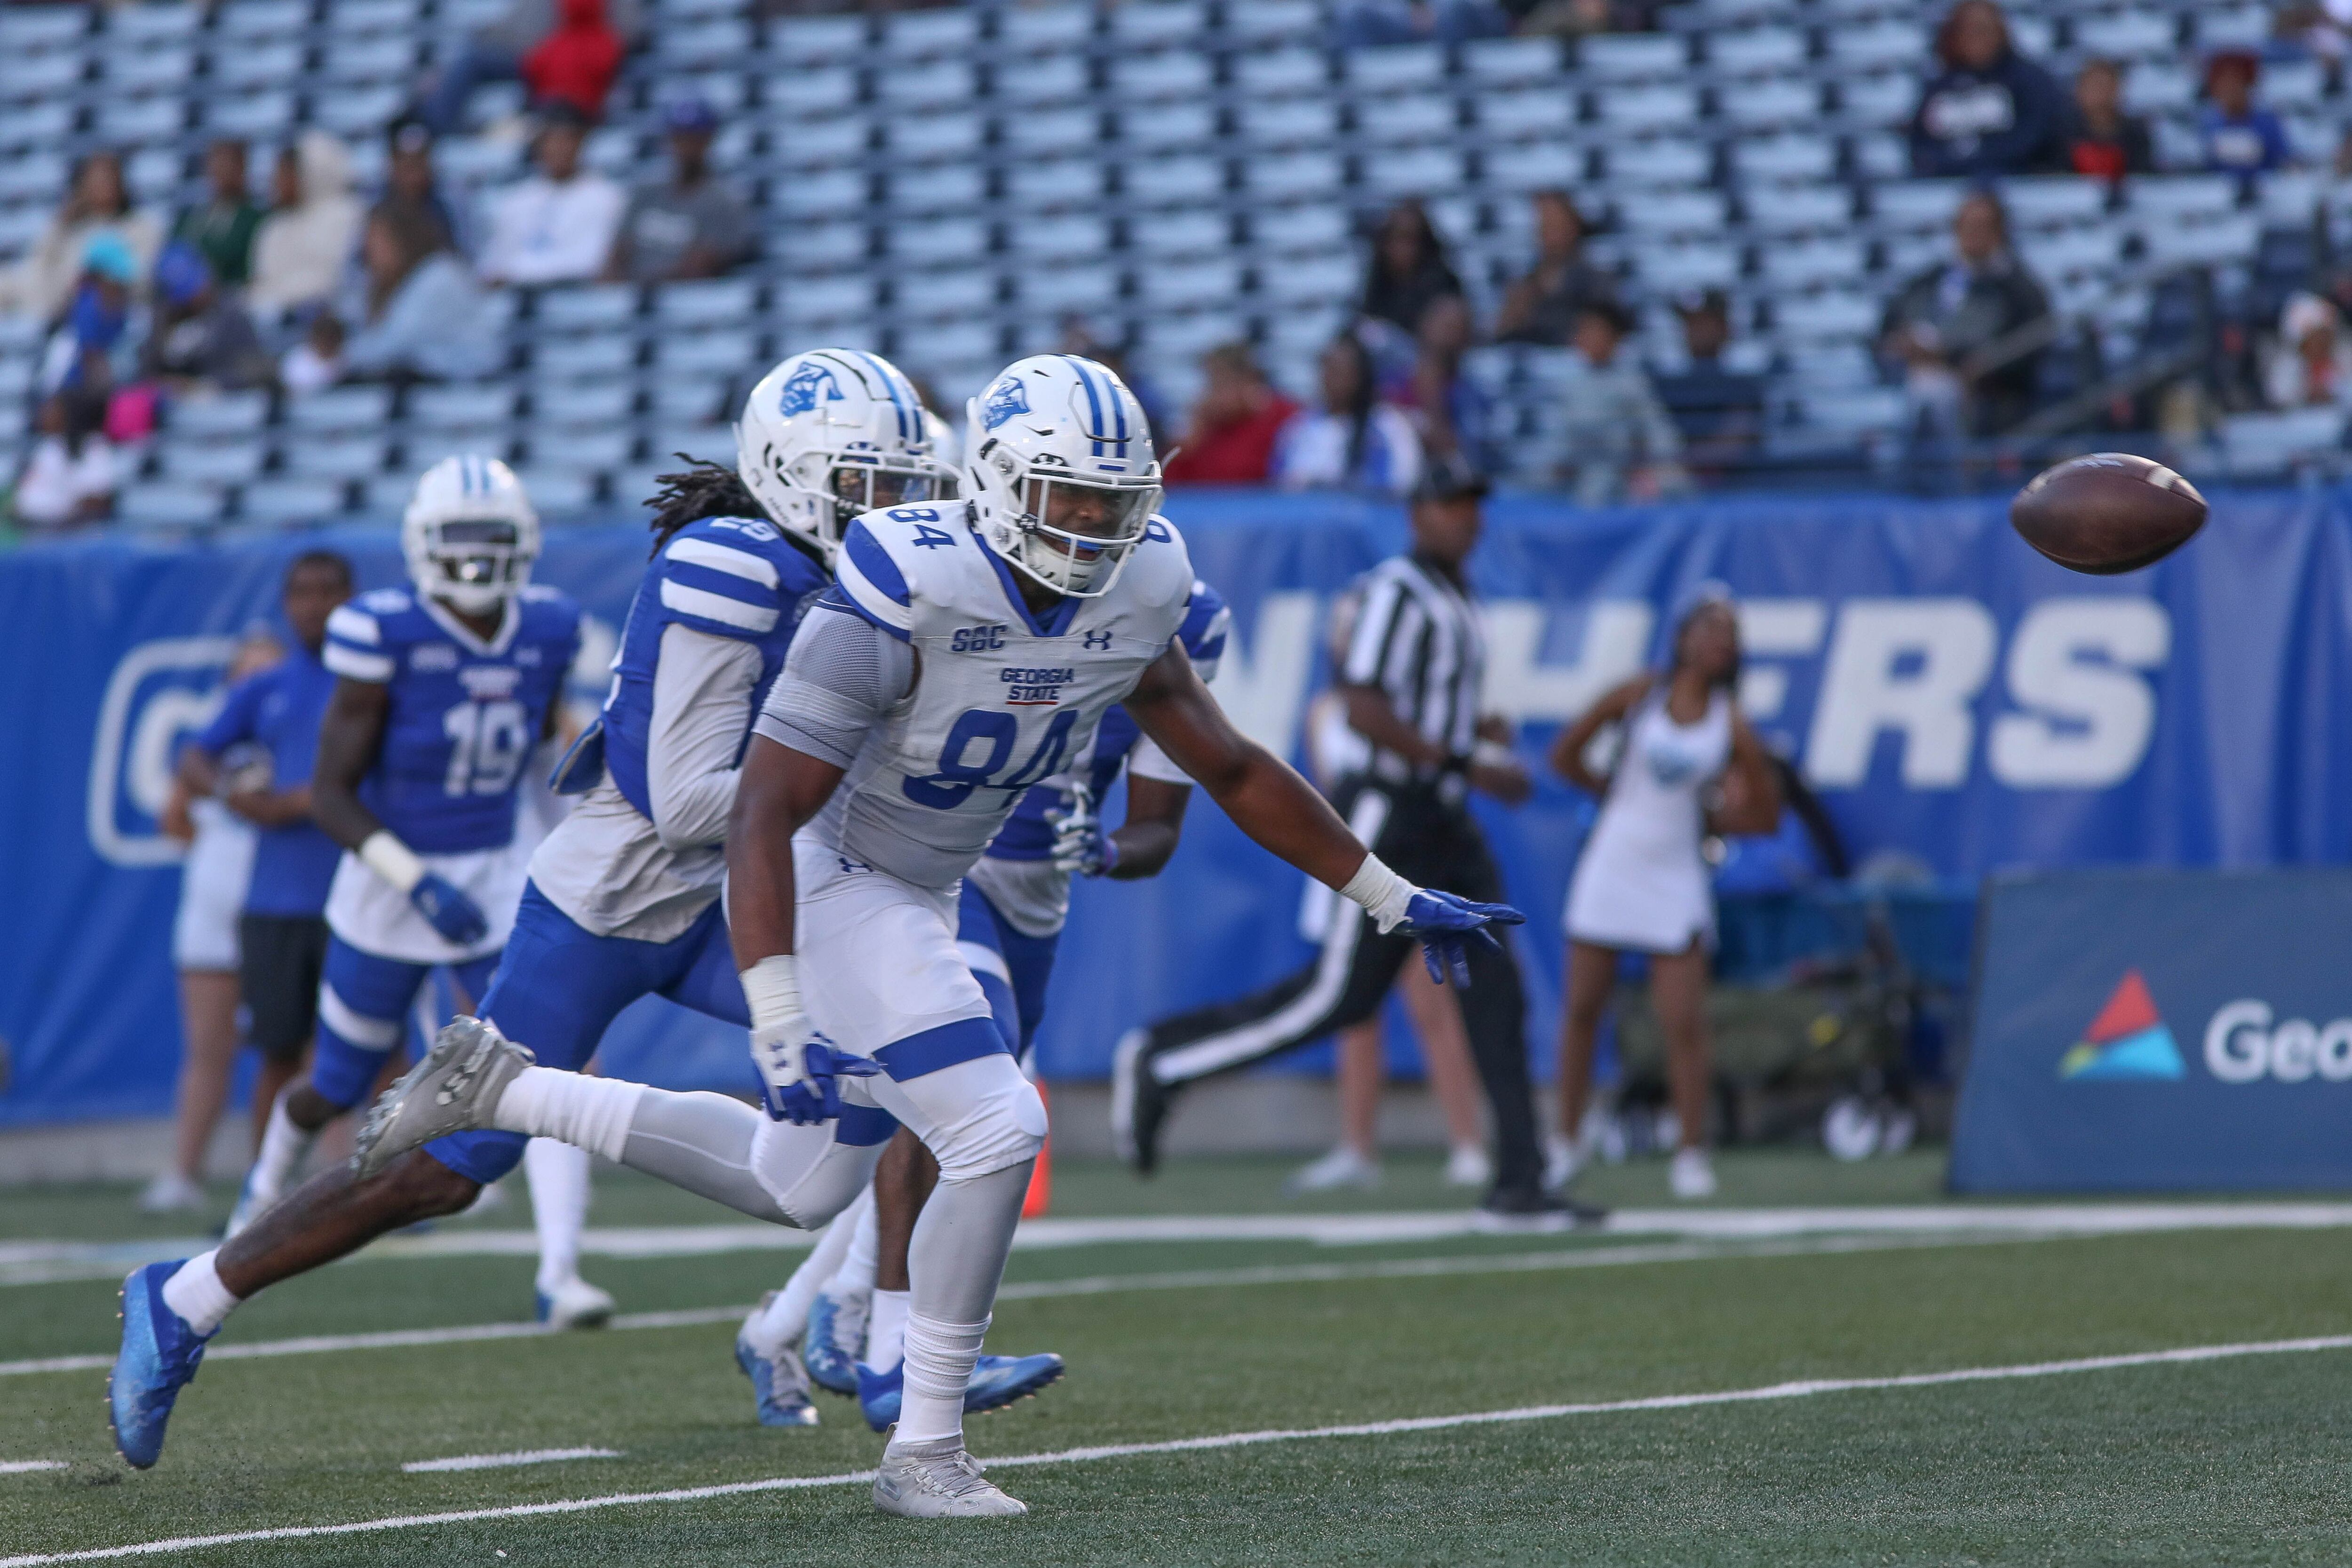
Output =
[
  {"x1": 3, "y1": 485, "x2": 2347, "y2": 1126},
  {"x1": 1952, "y1": 869, "x2": 2352, "y2": 1192}
]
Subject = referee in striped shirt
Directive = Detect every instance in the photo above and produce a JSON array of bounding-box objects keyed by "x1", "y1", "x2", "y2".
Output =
[{"x1": 1113, "y1": 458, "x2": 1583, "y2": 1224}]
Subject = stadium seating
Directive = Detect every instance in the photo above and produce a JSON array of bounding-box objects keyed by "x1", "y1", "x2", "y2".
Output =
[{"x1": 0, "y1": 0, "x2": 2344, "y2": 527}]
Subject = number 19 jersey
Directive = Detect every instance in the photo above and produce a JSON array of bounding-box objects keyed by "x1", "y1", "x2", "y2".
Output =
[
  {"x1": 809, "y1": 501, "x2": 1193, "y2": 891},
  {"x1": 323, "y1": 585, "x2": 583, "y2": 853}
]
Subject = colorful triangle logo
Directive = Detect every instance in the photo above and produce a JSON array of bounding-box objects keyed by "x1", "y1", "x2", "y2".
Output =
[{"x1": 2058, "y1": 970, "x2": 2185, "y2": 1080}]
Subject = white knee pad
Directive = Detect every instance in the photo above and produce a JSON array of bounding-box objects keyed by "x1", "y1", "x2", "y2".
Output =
[
  {"x1": 875, "y1": 1052, "x2": 1045, "y2": 1184},
  {"x1": 749, "y1": 1118, "x2": 889, "y2": 1230}
]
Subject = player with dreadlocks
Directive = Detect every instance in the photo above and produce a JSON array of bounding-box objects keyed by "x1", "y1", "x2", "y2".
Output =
[{"x1": 108, "y1": 350, "x2": 954, "y2": 1466}]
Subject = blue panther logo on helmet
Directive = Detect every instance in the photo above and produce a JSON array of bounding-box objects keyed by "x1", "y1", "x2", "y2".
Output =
[
  {"x1": 979, "y1": 375, "x2": 1031, "y2": 431},
  {"x1": 778, "y1": 360, "x2": 843, "y2": 418}
]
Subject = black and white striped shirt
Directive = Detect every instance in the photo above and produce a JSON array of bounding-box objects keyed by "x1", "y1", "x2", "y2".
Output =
[{"x1": 1338, "y1": 553, "x2": 1486, "y2": 783}]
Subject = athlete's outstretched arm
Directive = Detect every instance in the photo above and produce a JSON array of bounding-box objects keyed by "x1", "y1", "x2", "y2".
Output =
[
  {"x1": 308, "y1": 677, "x2": 393, "y2": 851},
  {"x1": 1106, "y1": 776, "x2": 1191, "y2": 880},
  {"x1": 1123, "y1": 645, "x2": 1366, "y2": 889},
  {"x1": 723, "y1": 734, "x2": 844, "y2": 967}
]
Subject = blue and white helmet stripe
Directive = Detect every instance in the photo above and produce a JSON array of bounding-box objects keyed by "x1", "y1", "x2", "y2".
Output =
[{"x1": 963, "y1": 354, "x2": 1164, "y2": 598}]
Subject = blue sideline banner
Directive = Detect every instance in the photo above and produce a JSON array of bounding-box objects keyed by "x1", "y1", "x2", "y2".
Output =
[
  {"x1": 1951, "y1": 869, "x2": 2352, "y2": 1192},
  {"x1": 5, "y1": 485, "x2": 2352, "y2": 1127}
]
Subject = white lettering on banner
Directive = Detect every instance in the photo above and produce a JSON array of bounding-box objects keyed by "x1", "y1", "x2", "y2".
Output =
[
  {"x1": 1484, "y1": 600, "x2": 1653, "y2": 723},
  {"x1": 2203, "y1": 1000, "x2": 2352, "y2": 1084},
  {"x1": 1989, "y1": 599, "x2": 2171, "y2": 788},
  {"x1": 1734, "y1": 599, "x2": 1828, "y2": 723},
  {"x1": 1805, "y1": 599, "x2": 1998, "y2": 788},
  {"x1": 86, "y1": 636, "x2": 240, "y2": 868},
  {"x1": 1212, "y1": 592, "x2": 1321, "y2": 753}
]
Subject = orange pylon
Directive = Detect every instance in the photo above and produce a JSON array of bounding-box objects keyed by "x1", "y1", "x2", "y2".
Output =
[{"x1": 1021, "y1": 1080, "x2": 1052, "y2": 1218}]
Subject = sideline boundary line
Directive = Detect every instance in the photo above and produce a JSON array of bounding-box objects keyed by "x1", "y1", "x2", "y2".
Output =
[
  {"x1": 8, "y1": 1333, "x2": 2352, "y2": 1566},
  {"x1": 0, "y1": 1231, "x2": 2028, "y2": 1379}
]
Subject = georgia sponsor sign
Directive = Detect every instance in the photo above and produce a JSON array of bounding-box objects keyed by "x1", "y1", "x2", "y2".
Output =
[{"x1": 2201, "y1": 1000, "x2": 2352, "y2": 1084}]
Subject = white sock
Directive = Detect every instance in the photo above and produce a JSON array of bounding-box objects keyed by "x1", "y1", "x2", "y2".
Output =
[
  {"x1": 832, "y1": 1192, "x2": 880, "y2": 1296},
  {"x1": 524, "y1": 1138, "x2": 591, "y2": 1295},
  {"x1": 893, "y1": 1309, "x2": 987, "y2": 1446},
  {"x1": 748, "y1": 1206, "x2": 859, "y2": 1359},
  {"x1": 493, "y1": 1067, "x2": 642, "y2": 1162},
  {"x1": 247, "y1": 1094, "x2": 315, "y2": 1203},
  {"x1": 159, "y1": 1249, "x2": 239, "y2": 1336},
  {"x1": 864, "y1": 1287, "x2": 911, "y2": 1375}
]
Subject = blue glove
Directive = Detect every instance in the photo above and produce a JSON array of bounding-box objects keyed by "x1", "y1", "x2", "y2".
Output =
[
  {"x1": 410, "y1": 873, "x2": 490, "y2": 947},
  {"x1": 753, "y1": 1026, "x2": 881, "y2": 1125},
  {"x1": 1396, "y1": 889, "x2": 1527, "y2": 987}
]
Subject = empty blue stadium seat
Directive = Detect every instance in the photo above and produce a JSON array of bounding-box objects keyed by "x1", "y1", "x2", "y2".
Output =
[
  {"x1": 281, "y1": 436, "x2": 392, "y2": 481},
  {"x1": 1480, "y1": 143, "x2": 1585, "y2": 193},
  {"x1": 1111, "y1": 51, "x2": 1217, "y2": 102},
  {"x1": 168, "y1": 394, "x2": 271, "y2": 439},
  {"x1": 881, "y1": 6, "x2": 980, "y2": 58},
  {"x1": 1761, "y1": 237, "x2": 1867, "y2": 288},
  {"x1": 534, "y1": 383, "x2": 635, "y2": 429},
  {"x1": 1110, "y1": 2, "x2": 1208, "y2": 46},
  {"x1": 1120, "y1": 103, "x2": 1220, "y2": 151},
  {"x1": 1236, "y1": 48, "x2": 1331, "y2": 96},
  {"x1": 1578, "y1": 32, "x2": 1688, "y2": 79},
  {"x1": 1239, "y1": 100, "x2": 1340, "y2": 148},
  {"x1": 1132, "y1": 209, "x2": 1236, "y2": 257},
  {"x1": 889, "y1": 165, "x2": 988, "y2": 214},
  {"x1": 1772, "y1": 289, "x2": 1880, "y2": 342},
  {"x1": 407, "y1": 385, "x2": 518, "y2": 434},
  {"x1": 1344, "y1": 43, "x2": 1446, "y2": 92},
  {"x1": 1250, "y1": 203, "x2": 1350, "y2": 254},
  {"x1": 767, "y1": 14, "x2": 871, "y2": 65},
  {"x1": 1007, "y1": 158, "x2": 1108, "y2": 210},
  {"x1": 883, "y1": 216, "x2": 990, "y2": 266},
  {"x1": 1743, "y1": 183, "x2": 1855, "y2": 233},
  {"x1": 1009, "y1": 261, "x2": 1120, "y2": 312},
  {"x1": 882, "y1": 58, "x2": 978, "y2": 105},
  {"x1": 995, "y1": 4, "x2": 1094, "y2": 54},
  {"x1": 107, "y1": 47, "x2": 196, "y2": 93},
  {"x1": 1828, "y1": 20, "x2": 1926, "y2": 72},
  {"x1": 1475, "y1": 88, "x2": 1575, "y2": 140},
  {"x1": 203, "y1": 92, "x2": 297, "y2": 140},
  {"x1": 1128, "y1": 153, "x2": 1227, "y2": 206},
  {"x1": 1357, "y1": 92, "x2": 1457, "y2": 146},
  {"x1": 1221, "y1": 0, "x2": 1322, "y2": 47},
  {"x1": 534, "y1": 336, "x2": 641, "y2": 381},
  {"x1": 1870, "y1": 181, "x2": 1969, "y2": 232},
  {"x1": 1244, "y1": 150, "x2": 1344, "y2": 202},
  {"x1": 286, "y1": 386, "x2": 396, "y2": 434},
  {"x1": 119, "y1": 482, "x2": 227, "y2": 531},
  {"x1": 1719, "y1": 77, "x2": 1820, "y2": 130},
  {"x1": 1005, "y1": 106, "x2": 1104, "y2": 157},
  {"x1": 1460, "y1": 36, "x2": 1560, "y2": 85},
  {"x1": 1706, "y1": 26, "x2": 1806, "y2": 77},
  {"x1": 779, "y1": 169, "x2": 872, "y2": 219},
  {"x1": 1598, "y1": 84, "x2": 1698, "y2": 133},
  {"x1": 2071, "y1": 9, "x2": 2178, "y2": 60},
  {"x1": 529, "y1": 428, "x2": 635, "y2": 474},
  {"x1": 537, "y1": 286, "x2": 642, "y2": 333},
  {"x1": 780, "y1": 276, "x2": 879, "y2": 327},
  {"x1": 998, "y1": 54, "x2": 1092, "y2": 104},
  {"x1": 657, "y1": 279, "x2": 759, "y2": 329},
  {"x1": 1731, "y1": 133, "x2": 1837, "y2": 184},
  {"x1": 242, "y1": 478, "x2": 354, "y2": 523},
  {"x1": 1836, "y1": 71, "x2": 1918, "y2": 127},
  {"x1": 1009, "y1": 213, "x2": 1113, "y2": 260},
  {"x1": 1630, "y1": 241, "x2": 1741, "y2": 292},
  {"x1": 2125, "y1": 175, "x2": 2239, "y2": 223},
  {"x1": 1606, "y1": 138, "x2": 1711, "y2": 189}
]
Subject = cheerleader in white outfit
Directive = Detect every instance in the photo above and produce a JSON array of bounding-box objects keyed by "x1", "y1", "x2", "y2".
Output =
[{"x1": 1549, "y1": 591, "x2": 1780, "y2": 1200}]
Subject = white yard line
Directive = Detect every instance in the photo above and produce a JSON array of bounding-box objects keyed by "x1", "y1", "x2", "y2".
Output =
[
  {"x1": 401, "y1": 1448, "x2": 622, "y2": 1474},
  {"x1": 7, "y1": 1332, "x2": 2350, "y2": 1567},
  {"x1": 12, "y1": 1200, "x2": 2352, "y2": 1287},
  {"x1": 0, "y1": 1462, "x2": 65, "y2": 1475},
  {"x1": 0, "y1": 1232, "x2": 2034, "y2": 1379}
]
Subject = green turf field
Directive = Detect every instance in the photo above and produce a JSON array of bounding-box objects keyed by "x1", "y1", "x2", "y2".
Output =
[{"x1": 5, "y1": 1151, "x2": 2350, "y2": 1566}]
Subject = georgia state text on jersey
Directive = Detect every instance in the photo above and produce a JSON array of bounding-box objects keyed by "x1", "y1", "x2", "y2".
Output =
[
  {"x1": 817, "y1": 499, "x2": 1193, "y2": 889},
  {"x1": 529, "y1": 513, "x2": 830, "y2": 941},
  {"x1": 322, "y1": 585, "x2": 582, "y2": 853}
]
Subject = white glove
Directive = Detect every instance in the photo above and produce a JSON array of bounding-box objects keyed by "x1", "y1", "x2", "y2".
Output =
[{"x1": 1048, "y1": 781, "x2": 1118, "y2": 878}]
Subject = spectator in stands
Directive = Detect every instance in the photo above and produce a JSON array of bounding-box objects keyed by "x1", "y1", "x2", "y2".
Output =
[
  {"x1": 1360, "y1": 201, "x2": 1463, "y2": 337},
  {"x1": 418, "y1": 0, "x2": 644, "y2": 135},
  {"x1": 142, "y1": 244, "x2": 270, "y2": 395},
  {"x1": 478, "y1": 106, "x2": 626, "y2": 286},
  {"x1": 342, "y1": 208, "x2": 499, "y2": 383},
  {"x1": 1653, "y1": 289, "x2": 1765, "y2": 477},
  {"x1": 1, "y1": 151, "x2": 161, "y2": 323},
  {"x1": 37, "y1": 236, "x2": 144, "y2": 398},
  {"x1": 1519, "y1": 0, "x2": 1660, "y2": 39},
  {"x1": 373, "y1": 122, "x2": 466, "y2": 258},
  {"x1": 1908, "y1": 0, "x2": 2068, "y2": 178},
  {"x1": 2066, "y1": 59, "x2": 2153, "y2": 182},
  {"x1": 1553, "y1": 302, "x2": 1686, "y2": 505},
  {"x1": 1163, "y1": 342, "x2": 1300, "y2": 486},
  {"x1": 1494, "y1": 190, "x2": 1618, "y2": 348},
  {"x1": 607, "y1": 97, "x2": 754, "y2": 283},
  {"x1": 1271, "y1": 329, "x2": 1424, "y2": 496},
  {"x1": 1408, "y1": 294, "x2": 1491, "y2": 468},
  {"x1": 2264, "y1": 293, "x2": 2352, "y2": 408},
  {"x1": 1879, "y1": 190, "x2": 2051, "y2": 438},
  {"x1": 170, "y1": 140, "x2": 263, "y2": 292},
  {"x1": 249, "y1": 134, "x2": 365, "y2": 317},
  {"x1": 2198, "y1": 51, "x2": 2294, "y2": 179},
  {"x1": 521, "y1": 0, "x2": 626, "y2": 124},
  {"x1": 281, "y1": 313, "x2": 346, "y2": 397},
  {"x1": 10, "y1": 389, "x2": 116, "y2": 531},
  {"x1": 1333, "y1": 0, "x2": 1511, "y2": 51}
]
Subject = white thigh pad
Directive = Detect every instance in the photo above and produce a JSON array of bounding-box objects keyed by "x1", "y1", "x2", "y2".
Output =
[{"x1": 865, "y1": 1052, "x2": 1044, "y2": 1184}]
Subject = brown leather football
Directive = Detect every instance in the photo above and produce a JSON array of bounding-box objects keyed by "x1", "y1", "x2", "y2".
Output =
[{"x1": 2009, "y1": 454, "x2": 2209, "y2": 575}]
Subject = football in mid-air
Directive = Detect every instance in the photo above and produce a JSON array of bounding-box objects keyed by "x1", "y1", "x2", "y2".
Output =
[{"x1": 2009, "y1": 454, "x2": 2209, "y2": 575}]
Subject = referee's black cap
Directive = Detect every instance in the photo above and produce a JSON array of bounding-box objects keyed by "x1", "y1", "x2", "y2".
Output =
[{"x1": 1411, "y1": 454, "x2": 1491, "y2": 504}]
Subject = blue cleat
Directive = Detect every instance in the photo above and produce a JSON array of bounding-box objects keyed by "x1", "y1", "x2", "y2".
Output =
[
  {"x1": 735, "y1": 1333, "x2": 821, "y2": 1427},
  {"x1": 803, "y1": 1289, "x2": 861, "y2": 1397},
  {"x1": 856, "y1": 1353, "x2": 1069, "y2": 1433},
  {"x1": 109, "y1": 1261, "x2": 214, "y2": 1469}
]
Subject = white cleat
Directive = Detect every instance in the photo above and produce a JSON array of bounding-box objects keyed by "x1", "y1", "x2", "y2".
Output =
[
  {"x1": 136, "y1": 1173, "x2": 207, "y2": 1215},
  {"x1": 1285, "y1": 1145, "x2": 1381, "y2": 1194},
  {"x1": 1443, "y1": 1144, "x2": 1493, "y2": 1189},
  {"x1": 536, "y1": 1275, "x2": 616, "y2": 1329},
  {"x1": 1542, "y1": 1133, "x2": 1582, "y2": 1194},
  {"x1": 354, "y1": 1017, "x2": 533, "y2": 1179},
  {"x1": 222, "y1": 1170, "x2": 279, "y2": 1240},
  {"x1": 1669, "y1": 1146, "x2": 1718, "y2": 1201},
  {"x1": 872, "y1": 1430, "x2": 1028, "y2": 1518}
]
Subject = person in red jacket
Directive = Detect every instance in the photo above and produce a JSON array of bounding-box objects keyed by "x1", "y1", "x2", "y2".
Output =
[
  {"x1": 1162, "y1": 342, "x2": 1300, "y2": 486},
  {"x1": 522, "y1": 0, "x2": 624, "y2": 123}
]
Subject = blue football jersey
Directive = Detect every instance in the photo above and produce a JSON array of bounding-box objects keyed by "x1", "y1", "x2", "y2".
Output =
[
  {"x1": 323, "y1": 584, "x2": 582, "y2": 854},
  {"x1": 985, "y1": 578, "x2": 1230, "y2": 862},
  {"x1": 601, "y1": 515, "x2": 831, "y2": 823}
]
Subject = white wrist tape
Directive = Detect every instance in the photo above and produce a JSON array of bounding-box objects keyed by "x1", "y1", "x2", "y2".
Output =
[
  {"x1": 1339, "y1": 853, "x2": 1419, "y2": 934},
  {"x1": 358, "y1": 830, "x2": 425, "y2": 895},
  {"x1": 739, "y1": 954, "x2": 802, "y2": 1036},
  {"x1": 1472, "y1": 740, "x2": 1517, "y2": 769}
]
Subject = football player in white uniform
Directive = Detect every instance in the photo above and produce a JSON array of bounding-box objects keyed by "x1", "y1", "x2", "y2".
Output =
[{"x1": 355, "y1": 354, "x2": 1523, "y2": 1519}]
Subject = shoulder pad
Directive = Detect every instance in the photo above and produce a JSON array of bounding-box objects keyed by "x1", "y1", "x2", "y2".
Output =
[
  {"x1": 324, "y1": 599, "x2": 399, "y2": 682},
  {"x1": 356, "y1": 587, "x2": 413, "y2": 616},
  {"x1": 1178, "y1": 577, "x2": 1231, "y2": 667},
  {"x1": 829, "y1": 514, "x2": 924, "y2": 642},
  {"x1": 655, "y1": 524, "x2": 803, "y2": 641},
  {"x1": 1118, "y1": 513, "x2": 1193, "y2": 612}
]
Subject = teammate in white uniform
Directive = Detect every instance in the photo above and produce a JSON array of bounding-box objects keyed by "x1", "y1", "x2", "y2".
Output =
[
  {"x1": 1549, "y1": 589, "x2": 1780, "y2": 1199},
  {"x1": 354, "y1": 354, "x2": 1523, "y2": 1520}
]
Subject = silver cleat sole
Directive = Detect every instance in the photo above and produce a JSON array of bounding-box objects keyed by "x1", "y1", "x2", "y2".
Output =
[{"x1": 353, "y1": 1017, "x2": 533, "y2": 1179}]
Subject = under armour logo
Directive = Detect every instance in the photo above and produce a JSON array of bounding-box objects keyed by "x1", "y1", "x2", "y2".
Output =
[{"x1": 1083, "y1": 629, "x2": 1113, "y2": 650}]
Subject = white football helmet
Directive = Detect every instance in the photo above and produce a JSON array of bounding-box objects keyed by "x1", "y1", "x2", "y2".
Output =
[
  {"x1": 965, "y1": 354, "x2": 1163, "y2": 598},
  {"x1": 736, "y1": 348, "x2": 951, "y2": 561},
  {"x1": 402, "y1": 454, "x2": 540, "y2": 614}
]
